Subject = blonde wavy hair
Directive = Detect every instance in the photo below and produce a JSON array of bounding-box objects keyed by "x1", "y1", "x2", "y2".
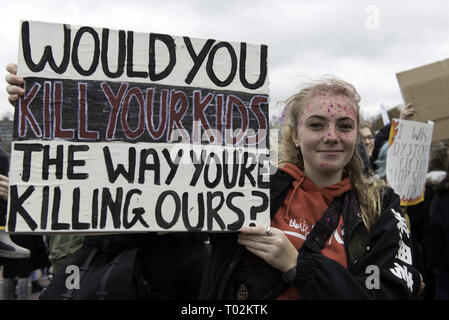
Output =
[{"x1": 279, "y1": 76, "x2": 382, "y2": 231}]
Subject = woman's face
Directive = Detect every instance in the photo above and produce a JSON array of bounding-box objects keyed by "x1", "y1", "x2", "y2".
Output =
[
  {"x1": 295, "y1": 93, "x2": 358, "y2": 179},
  {"x1": 360, "y1": 127, "x2": 374, "y2": 157}
]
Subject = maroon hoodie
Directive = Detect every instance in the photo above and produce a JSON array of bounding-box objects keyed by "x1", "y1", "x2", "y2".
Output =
[{"x1": 272, "y1": 163, "x2": 352, "y2": 299}]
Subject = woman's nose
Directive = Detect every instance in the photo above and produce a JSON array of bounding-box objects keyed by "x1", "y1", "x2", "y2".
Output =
[{"x1": 324, "y1": 126, "x2": 338, "y2": 140}]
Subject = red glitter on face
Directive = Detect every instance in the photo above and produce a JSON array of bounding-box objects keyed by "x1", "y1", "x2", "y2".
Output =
[{"x1": 296, "y1": 94, "x2": 358, "y2": 179}]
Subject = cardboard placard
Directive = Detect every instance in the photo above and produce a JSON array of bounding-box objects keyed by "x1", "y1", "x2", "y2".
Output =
[
  {"x1": 386, "y1": 119, "x2": 434, "y2": 206},
  {"x1": 396, "y1": 58, "x2": 449, "y2": 142},
  {"x1": 7, "y1": 20, "x2": 270, "y2": 233}
]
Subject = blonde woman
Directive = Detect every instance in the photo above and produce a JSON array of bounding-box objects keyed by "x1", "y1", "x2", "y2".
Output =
[{"x1": 200, "y1": 77, "x2": 414, "y2": 299}]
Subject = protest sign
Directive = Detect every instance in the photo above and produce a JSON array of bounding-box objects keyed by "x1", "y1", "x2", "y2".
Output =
[
  {"x1": 386, "y1": 119, "x2": 434, "y2": 206},
  {"x1": 7, "y1": 20, "x2": 270, "y2": 233},
  {"x1": 396, "y1": 58, "x2": 449, "y2": 142},
  {"x1": 379, "y1": 104, "x2": 390, "y2": 125}
]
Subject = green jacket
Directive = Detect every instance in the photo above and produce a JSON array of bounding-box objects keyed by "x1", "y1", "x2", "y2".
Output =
[{"x1": 48, "y1": 235, "x2": 84, "y2": 261}]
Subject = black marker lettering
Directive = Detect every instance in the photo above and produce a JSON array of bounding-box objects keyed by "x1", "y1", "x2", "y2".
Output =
[
  {"x1": 72, "y1": 187, "x2": 90, "y2": 230},
  {"x1": 103, "y1": 146, "x2": 136, "y2": 183},
  {"x1": 138, "y1": 148, "x2": 160, "y2": 185},
  {"x1": 21, "y1": 21, "x2": 71, "y2": 73},
  {"x1": 149, "y1": 33, "x2": 176, "y2": 81},
  {"x1": 42, "y1": 145, "x2": 64, "y2": 180},
  {"x1": 8, "y1": 185, "x2": 37, "y2": 232},
  {"x1": 67, "y1": 145, "x2": 89, "y2": 180},
  {"x1": 226, "y1": 192, "x2": 245, "y2": 231},
  {"x1": 14, "y1": 143, "x2": 43, "y2": 182},
  {"x1": 184, "y1": 37, "x2": 215, "y2": 84},
  {"x1": 51, "y1": 186, "x2": 70, "y2": 230},
  {"x1": 207, "y1": 191, "x2": 225, "y2": 231},
  {"x1": 155, "y1": 191, "x2": 180, "y2": 229},
  {"x1": 100, "y1": 188, "x2": 123, "y2": 229},
  {"x1": 101, "y1": 28, "x2": 126, "y2": 78},
  {"x1": 72, "y1": 27, "x2": 100, "y2": 76}
]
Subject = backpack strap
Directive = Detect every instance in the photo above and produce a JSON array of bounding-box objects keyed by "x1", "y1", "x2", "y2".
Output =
[
  {"x1": 301, "y1": 193, "x2": 346, "y2": 254},
  {"x1": 61, "y1": 247, "x2": 98, "y2": 300},
  {"x1": 96, "y1": 249, "x2": 135, "y2": 300},
  {"x1": 270, "y1": 168, "x2": 295, "y2": 219},
  {"x1": 262, "y1": 193, "x2": 346, "y2": 299}
]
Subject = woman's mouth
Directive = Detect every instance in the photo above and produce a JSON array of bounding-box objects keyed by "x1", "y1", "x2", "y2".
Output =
[{"x1": 318, "y1": 150, "x2": 343, "y2": 155}]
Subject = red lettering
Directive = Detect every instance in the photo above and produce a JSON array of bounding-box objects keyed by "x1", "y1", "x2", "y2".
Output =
[
  {"x1": 54, "y1": 81, "x2": 75, "y2": 139},
  {"x1": 247, "y1": 95, "x2": 268, "y2": 145},
  {"x1": 225, "y1": 95, "x2": 248, "y2": 146},
  {"x1": 19, "y1": 82, "x2": 41, "y2": 138},
  {"x1": 145, "y1": 88, "x2": 168, "y2": 140},
  {"x1": 101, "y1": 82, "x2": 128, "y2": 140},
  {"x1": 121, "y1": 87, "x2": 145, "y2": 139},
  {"x1": 193, "y1": 91, "x2": 213, "y2": 143},
  {"x1": 43, "y1": 81, "x2": 51, "y2": 139},
  {"x1": 215, "y1": 94, "x2": 224, "y2": 144},
  {"x1": 167, "y1": 90, "x2": 188, "y2": 142},
  {"x1": 79, "y1": 83, "x2": 99, "y2": 140}
]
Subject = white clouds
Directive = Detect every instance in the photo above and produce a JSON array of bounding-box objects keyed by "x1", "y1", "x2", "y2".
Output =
[{"x1": 1, "y1": 0, "x2": 449, "y2": 121}]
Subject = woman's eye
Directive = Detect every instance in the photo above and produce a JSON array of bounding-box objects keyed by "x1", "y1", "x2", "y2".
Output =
[
  {"x1": 309, "y1": 122, "x2": 324, "y2": 130},
  {"x1": 338, "y1": 123, "x2": 354, "y2": 131}
]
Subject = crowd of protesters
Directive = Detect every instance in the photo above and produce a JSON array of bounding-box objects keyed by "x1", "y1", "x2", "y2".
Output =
[{"x1": 1, "y1": 62, "x2": 448, "y2": 300}]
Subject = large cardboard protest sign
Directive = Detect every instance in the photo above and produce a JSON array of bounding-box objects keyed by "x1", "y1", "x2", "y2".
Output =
[
  {"x1": 386, "y1": 119, "x2": 434, "y2": 206},
  {"x1": 396, "y1": 58, "x2": 449, "y2": 142},
  {"x1": 7, "y1": 20, "x2": 270, "y2": 233}
]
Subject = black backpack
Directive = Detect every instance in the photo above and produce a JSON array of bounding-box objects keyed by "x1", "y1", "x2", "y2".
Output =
[{"x1": 40, "y1": 235, "x2": 152, "y2": 300}]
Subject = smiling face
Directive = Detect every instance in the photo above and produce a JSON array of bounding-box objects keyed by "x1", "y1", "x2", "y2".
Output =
[
  {"x1": 360, "y1": 127, "x2": 374, "y2": 157},
  {"x1": 295, "y1": 93, "x2": 358, "y2": 182}
]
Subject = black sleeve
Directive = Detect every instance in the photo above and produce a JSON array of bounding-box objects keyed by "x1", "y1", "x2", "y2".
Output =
[
  {"x1": 370, "y1": 124, "x2": 391, "y2": 170},
  {"x1": 0, "y1": 146, "x2": 9, "y2": 176},
  {"x1": 292, "y1": 190, "x2": 414, "y2": 299},
  {"x1": 426, "y1": 193, "x2": 447, "y2": 271},
  {"x1": 0, "y1": 147, "x2": 9, "y2": 224}
]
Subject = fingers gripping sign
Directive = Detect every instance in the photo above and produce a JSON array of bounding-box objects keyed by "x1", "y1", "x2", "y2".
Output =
[
  {"x1": 399, "y1": 103, "x2": 416, "y2": 120},
  {"x1": 0, "y1": 174, "x2": 9, "y2": 201},
  {"x1": 5, "y1": 63, "x2": 25, "y2": 105},
  {"x1": 238, "y1": 226, "x2": 298, "y2": 273}
]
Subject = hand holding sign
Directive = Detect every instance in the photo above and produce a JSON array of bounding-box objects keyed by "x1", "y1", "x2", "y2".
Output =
[
  {"x1": 238, "y1": 226, "x2": 298, "y2": 273},
  {"x1": 7, "y1": 20, "x2": 271, "y2": 234},
  {"x1": 5, "y1": 63, "x2": 25, "y2": 104},
  {"x1": 399, "y1": 103, "x2": 416, "y2": 121}
]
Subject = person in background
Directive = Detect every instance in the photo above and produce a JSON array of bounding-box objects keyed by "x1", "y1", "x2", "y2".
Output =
[
  {"x1": 47, "y1": 235, "x2": 84, "y2": 276},
  {"x1": 374, "y1": 142, "x2": 389, "y2": 181},
  {"x1": 0, "y1": 146, "x2": 50, "y2": 299},
  {"x1": 5, "y1": 62, "x2": 208, "y2": 300},
  {"x1": 0, "y1": 146, "x2": 30, "y2": 259},
  {"x1": 370, "y1": 103, "x2": 415, "y2": 171},
  {"x1": 372, "y1": 134, "x2": 447, "y2": 300},
  {"x1": 360, "y1": 124, "x2": 374, "y2": 158},
  {"x1": 359, "y1": 123, "x2": 375, "y2": 178},
  {"x1": 30, "y1": 269, "x2": 47, "y2": 293},
  {"x1": 426, "y1": 145, "x2": 449, "y2": 299},
  {"x1": 409, "y1": 142, "x2": 449, "y2": 300},
  {"x1": 200, "y1": 76, "x2": 414, "y2": 300}
]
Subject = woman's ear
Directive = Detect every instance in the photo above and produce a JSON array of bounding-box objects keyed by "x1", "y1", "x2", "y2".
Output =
[{"x1": 292, "y1": 132, "x2": 299, "y2": 147}]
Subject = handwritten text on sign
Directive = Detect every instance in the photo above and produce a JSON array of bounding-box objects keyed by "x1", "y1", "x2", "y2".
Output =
[
  {"x1": 386, "y1": 119, "x2": 434, "y2": 206},
  {"x1": 7, "y1": 20, "x2": 270, "y2": 233}
]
